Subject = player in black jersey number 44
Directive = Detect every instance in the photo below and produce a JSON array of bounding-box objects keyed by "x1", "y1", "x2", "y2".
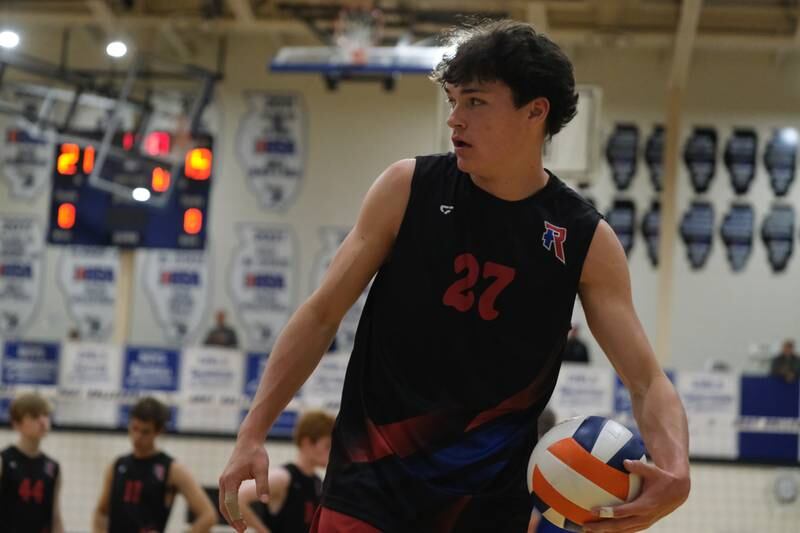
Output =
[
  {"x1": 0, "y1": 393, "x2": 64, "y2": 533},
  {"x1": 221, "y1": 19, "x2": 691, "y2": 533}
]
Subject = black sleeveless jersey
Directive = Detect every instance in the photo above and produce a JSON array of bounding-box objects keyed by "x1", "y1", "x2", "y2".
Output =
[
  {"x1": 0, "y1": 446, "x2": 59, "y2": 533},
  {"x1": 109, "y1": 451, "x2": 175, "y2": 533},
  {"x1": 254, "y1": 463, "x2": 322, "y2": 533},
  {"x1": 322, "y1": 153, "x2": 602, "y2": 532}
]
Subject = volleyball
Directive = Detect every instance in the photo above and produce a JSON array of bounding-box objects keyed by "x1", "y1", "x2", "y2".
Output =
[{"x1": 527, "y1": 415, "x2": 646, "y2": 531}]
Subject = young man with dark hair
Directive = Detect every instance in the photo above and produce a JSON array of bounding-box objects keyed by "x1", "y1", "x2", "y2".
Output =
[
  {"x1": 221, "y1": 19, "x2": 690, "y2": 533},
  {"x1": 93, "y1": 397, "x2": 217, "y2": 533},
  {"x1": 0, "y1": 392, "x2": 64, "y2": 533},
  {"x1": 237, "y1": 410, "x2": 335, "y2": 533}
]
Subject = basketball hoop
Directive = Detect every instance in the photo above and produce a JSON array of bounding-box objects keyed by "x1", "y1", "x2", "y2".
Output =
[{"x1": 334, "y1": 3, "x2": 384, "y2": 66}]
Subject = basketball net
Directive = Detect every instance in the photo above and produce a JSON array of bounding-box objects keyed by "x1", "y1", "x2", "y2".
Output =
[{"x1": 334, "y1": 4, "x2": 384, "y2": 65}]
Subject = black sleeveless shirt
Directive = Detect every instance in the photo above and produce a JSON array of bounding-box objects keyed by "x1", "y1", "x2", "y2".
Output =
[
  {"x1": 321, "y1": 154, "x2": 602, "y2": 532},
  {"x1": 0, "y1": 446, "x2": 60, "y2": 533},
  {"x1": 109, "y1": 451, "x2": 175, "y2": 533},
  {"x1": 254, "y1": 463, "x2": 322, "y2": 533}
]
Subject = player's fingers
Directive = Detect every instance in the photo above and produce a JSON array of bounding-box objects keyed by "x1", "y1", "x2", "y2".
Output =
[
  {"x1": 217, "y1": 477, "x2": 231, "y2": 525},
  {"x1": 254, "y1": 460, "x2": 271, "y2": 504},
  {"x1": 622, "y1": 458, "x2": 658, "y2": 477},
  {"x1": 223, "y1": 484, "x2": 247, "y2": 532}
]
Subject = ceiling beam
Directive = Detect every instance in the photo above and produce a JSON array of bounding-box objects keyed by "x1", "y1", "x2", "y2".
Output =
[
  {"x1": 9, "y1": 4, "x2": 799, "y2": 53},
  {"x1": 794, "y1": 6, "x2": 800, "y2": 47},
  {"x1": 227, "y1": 0, "x2": 256, "y2": 25},
  {"x1": 526, "y1": 2, "x2": 549, "y2": 34},
  {"x1": 4, "y1": 11, "x2": 311, "y2": 37},
  {"x1": 592, "y1": 0, "x2": 623, "y2": 28},
  {"x1": 86, "y1": 0, "x2": 117, "y2": 35},
  {"x1": 159, "y1": 22, "x2": 193, "y2": 60},
  {"x1": 669, "y1": 0, "x2": 703, "y2": 90}
]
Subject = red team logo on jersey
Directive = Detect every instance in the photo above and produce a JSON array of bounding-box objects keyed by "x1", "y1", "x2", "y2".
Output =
[{"x1": 542, "y1": 222, "x2": 567, "y2": 264}]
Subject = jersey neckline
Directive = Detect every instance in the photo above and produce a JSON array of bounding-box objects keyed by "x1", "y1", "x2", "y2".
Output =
[{"x1": 460, "y1": 164, "x2": 561, "y2": 207}]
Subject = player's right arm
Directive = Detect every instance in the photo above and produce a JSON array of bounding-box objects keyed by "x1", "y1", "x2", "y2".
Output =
[
  {"x1": 237, "y1": 467, "x2": 291, "y2": 533},
  {"x1": 218, "y1": 159, "x2": 415, "y2": 530},
  {"x1": 92, "y1": 463, "x2": 114, "y2": 533}
]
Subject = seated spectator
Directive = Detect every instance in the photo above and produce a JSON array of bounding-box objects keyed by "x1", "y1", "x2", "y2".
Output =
[
  {"x1": 562, "y1": 324, "x2": 590, "y2": 364},
  {"x1": 770, "y1": 339, "x2": 800, "y2": 383},
  {"x1": 203, "y1": 310, "x2": 239, "y2": 348}
]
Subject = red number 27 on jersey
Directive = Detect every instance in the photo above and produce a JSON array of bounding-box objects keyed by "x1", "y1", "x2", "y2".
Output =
[{"x1": 442, "y1": 253, "x2": 516, "y2": 321}]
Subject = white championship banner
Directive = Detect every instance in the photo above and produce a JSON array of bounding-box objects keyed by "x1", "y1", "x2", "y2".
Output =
[
  {"x1": 298, "y1": 352, "x2": 350, "y2": 413},
  {"x1": 177, "y1": 346, "x2": 244, "y2": 433},
  {"x1": 237, "y1": 91, "x2": 306, "y2": 210},
  {"x1": 55, "y1": 341, "x2": 123, "y2": 427},
  {"x1": 676, "y1": 371, "x2": 739, "y2": 459},
  {"x1": 311, "y1": 227, "x2": 369, "y2": 353},
  {"x1": 0, "y1": 216, "x2": 44, "y2": 336},
  {"x1": 57, "y1": 247, "x2": 119, "y2": 341},
  {"x1": 0, "y1": 119, "x2": 55, "y2": 200},
  {"x1": 229, "y1": 224, "x2": 296, "y2": 351},
  {"x1": 142, "y1": 249, "x2": 210, "y2": 345},
  {"x1": 548, "y1": 363, "x2": 616, "y2": 420}
]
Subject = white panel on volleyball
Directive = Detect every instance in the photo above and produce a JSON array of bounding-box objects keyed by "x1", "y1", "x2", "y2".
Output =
[{"x1": 589, "y1": 419, "x2": 633, "y2": 463}]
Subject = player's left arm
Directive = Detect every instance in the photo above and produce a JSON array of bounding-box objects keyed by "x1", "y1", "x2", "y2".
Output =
[
  {"x1": 169, "y1": 462, "x2": 218, "y2": 533},
  {"x1": 52, "y1": 470, "x2": 65, "y2": 533},
  {"x1": 578, "y1": 221, "x2": 690, "y2": 532}
]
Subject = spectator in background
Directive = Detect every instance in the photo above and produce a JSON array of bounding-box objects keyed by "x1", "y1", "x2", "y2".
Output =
[
  {"x1": 562, "y1": 323, "x2": 590, "y2": 364},
  {"x1": 204, "y1": 309, "x2": 239, "y2": 348},
  {"x1": 770, "y1": 339, "x2": 800, "y2": 384},
  {"x1": 67, "y1": 327, "x2": 81, "y2": 341}
]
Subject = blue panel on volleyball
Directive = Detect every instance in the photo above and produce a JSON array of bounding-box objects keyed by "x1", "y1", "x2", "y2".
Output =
[
  {"x1": 740, "y1": 376, "x2": 799, "y2": 417},
  {"x1": 269, "y1": 46, "x2": 450, "y2": 75},
  {"x1": 739, "y1": 432, "x2": 799, "y2": 462}
]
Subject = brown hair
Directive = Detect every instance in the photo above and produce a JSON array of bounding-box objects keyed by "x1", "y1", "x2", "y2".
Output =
[
  {"x1": 293, "y1": 410, "x2": 335, "y2": 447},
  {"x1": 130, "y1": 397, "x2": 171, "y2": 431},
  {"x1": 431, "y1": 19, "x2": 578, "y2": 139},
  {"x1": 9, "y1": 392, "x2": 51, "y2": 423}
]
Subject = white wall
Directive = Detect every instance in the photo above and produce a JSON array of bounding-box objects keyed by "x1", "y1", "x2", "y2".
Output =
[{"x1": 570, "y1": 48, "x2": 800, "y2": 372}]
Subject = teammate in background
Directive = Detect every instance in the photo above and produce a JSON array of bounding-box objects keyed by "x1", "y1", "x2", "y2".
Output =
[
  {"x1": 92, "y1": 396, "x2": 217, "y2": 533},
  {"x1": 238, "y1": 410, "x2": 335, "y2": 533},
  {"x1": 0, "y1": 392, "x2": 64, "y2": 533}
]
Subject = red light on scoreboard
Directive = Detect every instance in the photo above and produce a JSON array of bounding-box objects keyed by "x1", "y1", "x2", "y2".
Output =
[
  {"x1": 57, "y1": 203, "x2": 76, "y2": 229},
  {"x1": 151, "y1": 167, "x2": 170, "y2": 192},
  {"x1": 183, "y1": 208, "x2": 203, "y2": 234},
  {"x1": 123, "y1": 132, "x2": 135, "y2": 151},
  {"x1": 57, "y1": 144, "x2": 80, "y2": 175},
  {"x1": 83, "y1": 145, "x2": 95, "y2": 174},
  {"x1": 145, "y1": 131, "x2": 171, "y2": 156},
  {"x1": 185, "y1": 148, "x2": 212, "y2": 180}
]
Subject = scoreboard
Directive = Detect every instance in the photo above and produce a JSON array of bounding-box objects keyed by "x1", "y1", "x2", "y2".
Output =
[{"x1": 47, "y1": 130, "x2": 214, "y2": 249}]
